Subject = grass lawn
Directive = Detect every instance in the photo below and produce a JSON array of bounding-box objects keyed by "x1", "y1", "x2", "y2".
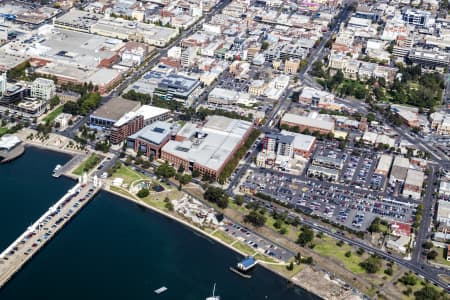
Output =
[
  {"x1": 313, "y1": 236, "x2": 366, "y2": 274},
  {"x1": 395, "y1": 275, "x2": 445, "y2": 300},
  {"x1": 430, "y1": 247, "x2": 450, "y2": 267},
  {"x1": 112, "y1": 165, "x2": 144, "y2": 185},
  {"x1": 0, "y1": 127, "x2": 9, "y2": 137},
  {"x1": 213, "y1": 230, "x2": 235, "y2": 245},
  {"x1": 270, "y1": 261, "x2": 304, "y2": 277},
  {"x1": 73, "y1": 153, "x2": 100, "y2": 175},
  {"x1": 228, "y1": 200, "x2": 248, "y2": 214},
  {"x1": 254, "y1": 253, "x2": 279, "y2": 264},
  {"x1": 233, "y1": 241, "x2": 256, "y2": 256},
  {"x1": 110, "y1": 186, "x2": 136, "y2": 199},
  {"x1": 42, "y1": 105, "x2": 64, "y2": 124},
  {"x1": 140, "y1": 196, "x2": 168, "y2": 211}
]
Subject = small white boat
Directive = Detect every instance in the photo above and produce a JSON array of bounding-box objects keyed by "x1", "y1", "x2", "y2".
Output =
[
  {"x1": 53, "y1": 164, "x2": 62, "y2": 173},
  {"x1": 154, "y1": 286, "x2": 167, "y2": 294},
  {"x1": 206, "y1": 283, "x2": 220, "y2": 300}
]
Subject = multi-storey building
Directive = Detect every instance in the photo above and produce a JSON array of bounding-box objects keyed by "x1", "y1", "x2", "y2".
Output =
[
  {"x1": 161, "y1": 116, "x2": 253, "y2": 179},
  {"x1": 31, "y1": 78, "x2": 56, "y2": 101}
]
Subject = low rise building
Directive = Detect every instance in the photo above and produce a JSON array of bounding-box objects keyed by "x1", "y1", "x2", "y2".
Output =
[
  {"x1": 390, "y1": 156, "x2": 410, "y2": 184},
  {"x1": 312, "y1": 155, "x2": 344, "y2": 170},
  {"x1": 208, "y1": 87, "x2": 252, "y2": 106},
  {"x1": 402, "y1": 169, "x2": 424, "y2": 200},
  {"x1": 391, "y1": 104, "x2": 419, "y2": 128},
  {"x1": 307, "y1": 165, "x2": 339, "y2": 181},
  {"x1": 248, "y1": 80, "x2": 266, "y2": 96},
  {"x1": 89, "y1": 97, "x2": 141, "y2": 129},
  {"x1": 430, "y1": 112, "x2": 450, "y2": 135},
  {"x1": 439, "y1": 181, "x2": 450, "y2": 200},
  {"x1": 375, "y1": 154, "x2": 393, "y2": 176},
  {"x1": 284, "y1": 58, "x2": 300, "y2": 74},
  {"x1": 54, "y1": 113, "x2": 72, "y2": 130},
  {"x1": 281, "y1": 113, "x2": 335, "y2": 134},
  {"x1": 437, "y1": 200, "x2": 450, "y2": 226},
  {"x1": 386, "y1": 221, "x2": 412, "y2": 254}
]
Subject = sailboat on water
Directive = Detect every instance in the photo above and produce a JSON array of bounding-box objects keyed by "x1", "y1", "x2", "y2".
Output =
[{"x1": 206, "y1": 283, "x2": 220, "y2": 300}]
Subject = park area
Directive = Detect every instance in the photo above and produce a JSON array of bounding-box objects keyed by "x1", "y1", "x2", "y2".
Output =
[
  {"x1": 73, "y1": 154, "x2": 101, "y2": 175},
  {"x1": 109, "y1": 164, "x2": 182, "y2": 211}
]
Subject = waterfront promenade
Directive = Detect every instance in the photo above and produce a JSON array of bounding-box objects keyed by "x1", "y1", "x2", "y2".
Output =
[{"x1": 0, "y1": 180, "x2": 101, "y2": 288}]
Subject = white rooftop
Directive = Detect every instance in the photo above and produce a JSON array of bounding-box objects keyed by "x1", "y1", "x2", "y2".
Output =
[
  {"x1": 162, "y1": 116, "x2": 252, "y2": 171},
  {"x1": 114, "y1": 105, "x2": 169, "y2": 127},
  {"x1": 280, "y1": 130, "x2": 315, "y2": 151},
  {"x1": 0, "y1": 135, "x2": 21, "y2": 151}
]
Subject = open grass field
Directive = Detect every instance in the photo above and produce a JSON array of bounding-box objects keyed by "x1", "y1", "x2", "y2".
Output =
[
  {"x1": 313, "y1": 236, "x2": 366, "y2": 274},
  {"x1": 112, "y1": 165, "x2": 144, "y2": 185},
  {"x1": 42, "y1": 105, "x2": 64, "y2": 124},
  {"x1": 213, "y1": 230, "x2": 235, "y2": 245}
]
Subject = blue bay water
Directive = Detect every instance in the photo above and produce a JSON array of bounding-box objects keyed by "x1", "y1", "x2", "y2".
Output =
[{"x1": 0, "y1": 147, "x2": 319, "y2": 300}]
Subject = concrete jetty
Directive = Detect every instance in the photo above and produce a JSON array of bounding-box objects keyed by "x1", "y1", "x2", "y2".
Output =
[
  {"x1": 0, "y1": 179, "x2": 101, "y2": 288},
  {"x1": 53, "y1": 154, "x2": 85, "y2": 178}
]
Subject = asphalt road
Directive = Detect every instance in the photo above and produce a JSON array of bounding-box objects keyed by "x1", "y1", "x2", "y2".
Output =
[{"x1": 412, "y1": 164, "x2": 437, "y2": 264}]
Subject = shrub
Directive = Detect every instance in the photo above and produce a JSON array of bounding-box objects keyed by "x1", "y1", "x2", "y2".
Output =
[{"x1": 137, "y1": 188, "x2": 149, "y2": 198}]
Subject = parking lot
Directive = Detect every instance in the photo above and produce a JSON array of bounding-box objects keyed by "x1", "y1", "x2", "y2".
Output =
[
  {"x1": 241, "y1": 168, "x2": 417, "y2": 231},
  {"x1": 219, "y1": 220, "x2": 294, "y2": 262},
  {"x1": 310, "y1": 141, "x2": 387, "y2": 192}
]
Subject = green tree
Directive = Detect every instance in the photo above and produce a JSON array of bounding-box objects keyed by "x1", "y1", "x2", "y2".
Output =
[
  {"x1": 179, "y1": 174, "x2": 192, "y2": 185},
  {"x1": 297, "y1": 228, "x2": 314, "y2": 246},
  {"x1": 274, "y1": 219, "x2": 283, "y2": 229},
  {"x1": 192, "y1": 169, "x2": 201, "y2": 178},
  {"x1": 427, "y1": 250, "x2": 438, "y2": 260},
  {"x1": 286, "y1": 262, "x2": 294, "y2": 271},
  {"x1": 384, "y1": 268, "x2": 393, "y2": 276},
  {"x1": 137, "y1": 188, "x2": 149, "y2": 198},
  {"x1": 204, "y1": 186, "x2": 229, "y2": 209},
  {"x1": 234, "y1": 195, "x2": 244, "y2": 206},
  {"x1": 368, "y1": 217, "x2": 382, "y2": 233},
  {"x1": 398, "y1": 272, "x2": 417, "y2": 286},
  {"x1": 414, "y1": 285, "x2": 446, "y2": 300},
  {"x1": 422, "y1": 241, "x2": 433, "y2": 249},
  {"x1": 165, "y1": 201, "x2": 174, "y2": 211},
  {"x1": 366, "y1": 112, "x2": 376, "y2": 122},
  {"x1": 261, "y1": 41, "x2": 269, "y2": 50},
  {"x1": 244, "y1": 210, "x2": 267, "y2": 227},
  {"x1": 155, "y1": 162, "x2": 176, "y2": 179},
  {"x1": 49, "y1": 96, "x2": 60, "y2": 109},
  {"x1": 360, "y1": 256, "x2": 381, "y2": 273}
]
